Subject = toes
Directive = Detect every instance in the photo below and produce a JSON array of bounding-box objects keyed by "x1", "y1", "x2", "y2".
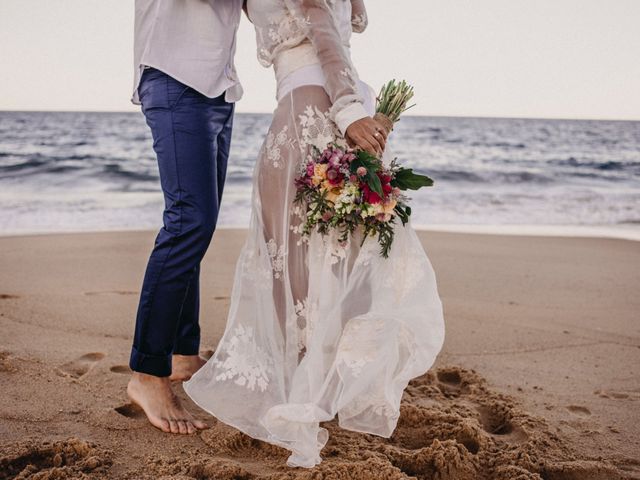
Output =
[
  {"x1": 177, "y1": 420, "x2": 188, "y2": 435},
  {"x1": 168, "y1": 418, "x2": 180, "y2": 434},
  {"x1": 185, "y1": 421, "x2": 196, "y2": 434},
  {"x1": 157, "y1": 418, "x2": 171, "y2": 433},
  {"x1": 192, "y1": 418, "x2": 208, "y2": 430}
]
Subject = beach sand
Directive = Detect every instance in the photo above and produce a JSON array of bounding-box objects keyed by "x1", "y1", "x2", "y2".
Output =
[{"x1": 0, "y1": 229, "x2": 638, "y2": 479}]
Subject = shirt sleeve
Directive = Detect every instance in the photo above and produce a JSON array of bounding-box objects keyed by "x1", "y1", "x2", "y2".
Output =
[
  {"x1": 287, "y1": 0, "x2": 369, "y2": 136},
  {"x1": 350, "y1": 0, "x2": 368, "y2": 33}
]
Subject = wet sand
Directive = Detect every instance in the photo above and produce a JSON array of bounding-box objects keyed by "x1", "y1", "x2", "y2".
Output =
[{"x1": 0, "y1": 229, "x2": 639, "y2": 479}]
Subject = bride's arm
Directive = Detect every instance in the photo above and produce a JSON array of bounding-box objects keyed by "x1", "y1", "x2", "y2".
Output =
[{"x1": 288, "y1": 0, "x2": 385, "y2": 154}]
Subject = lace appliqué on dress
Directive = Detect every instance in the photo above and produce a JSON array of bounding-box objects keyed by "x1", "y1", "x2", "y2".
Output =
[
  {"x1": 294, "y1": 297, "x2": 317, "y2": 354},
  {"x1": 383, "y1": 236, "x2": 427, "y2": 301},
  {"x1": 263, "y1": 125, "x2": 296, "y2": 169},
  {"x1": 213, "y1": 325, "x2": 274, "y2": 392},
  {"x1": 239, "y1": 243, "x2": 272, "y2": 290},
  {"x1": 342, "y1": 376, "x2": 397, "y2": 419},
  {"x1": 353, "y1": 233, "x2": 377, "y2": 268},
  {"x1": 255, "y1": 11, "x2": 310, "y2": 67},
  {"x1": 298, "y1": 105, "x2": 347, "y2": 154},
  {"x1": 340, "y1": 67, "x2": 358, "y2": 91},
  {"x1": 290, "y1": 205, "x2": 309, "y2": 246},
  {"x1": 336, "y1": 316, "x2": 386, "y2": 377},
  {"x1": 266, "y1": 238, "x2": 286, "y2": 279}
]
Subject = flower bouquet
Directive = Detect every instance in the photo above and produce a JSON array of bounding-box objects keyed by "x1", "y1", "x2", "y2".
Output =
[{"x1": 293, "y1": 80, "x2": 433, "y2": 258}]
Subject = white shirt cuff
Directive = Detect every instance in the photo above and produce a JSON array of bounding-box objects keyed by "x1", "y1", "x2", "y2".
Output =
[{"x1": 334, "y1": 102, "x2": 370, "y2": 137}]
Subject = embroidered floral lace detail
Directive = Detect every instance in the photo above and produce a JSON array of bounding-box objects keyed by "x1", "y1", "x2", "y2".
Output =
[
  {"x1": 342, "y1": 376, "x2": 397, "y2": 419},
  {"x1": 266, "y1": 238, "x2": 286, "y2": 279},
  {"x1": 298, "y1": 105, "x2": 347, "y2": 154},
  {"x1": 289, "y1": 205, "x2": 309, "y2": 246},
  {"x1": 383, "y1": 237, "x2": 426, "y2": 300},
  {"x1": 336, "y1": 316, "x2": 386, "y2": 377},
  {"x1": 240, "y1": 248, "x2": 270, "y2": 291},
  {"x1": 340, "y1": 67, "x2": 358, "y2": 90},
  {"x1": 354, "y1": 234, "x2": 377, "y2": 268},
  {"x1": 213, "y1": 325, "x2": 274, "y2": 392},
  {"x1": 294, "y1": 297, "x2": 313, "y2": 353},
  {"x1": 255, "y1": 12, "x2": 309, "y2": 67},
  {"x1": 321, "y1": 230, "x2": 350, "y2": 265},
  {"x1": 239, "y1": 242, "x2": 272, "y2": 290},
  {"x1": 264, "y1": 125, "x2": 296, "y2": 169}
]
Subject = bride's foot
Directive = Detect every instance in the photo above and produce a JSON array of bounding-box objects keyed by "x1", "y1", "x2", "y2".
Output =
[
  {"x1": 169, "y1": 354, "x2": 207, "y2": 382},
  {"x1": 127, "y1": 372, "x2": 208, "y2": 434}
]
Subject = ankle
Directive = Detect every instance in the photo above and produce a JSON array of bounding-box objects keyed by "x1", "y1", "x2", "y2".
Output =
[
  {"x1": 131, "y1": 371, "x2": 170, "y2": 386},
  {"x1": 172, "y1": 354, "x2": 205, "y2": 367}
]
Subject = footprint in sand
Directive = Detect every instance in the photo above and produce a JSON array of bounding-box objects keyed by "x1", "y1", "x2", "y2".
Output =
[
  {"x1": 110, "y1": 365, "x2": 131, "y2": 374},
  {"x1": 435, "y1": 367, "x2": 464, "y2": 396},
  {"x1": 114, "y1": 402, "x2": 145, "y2": 419},
  {"x1": 477, "y1": 402, "x2": 528, "y2": 444},
  {"x1": 566, "y1": 405, "x2": 591, "y2": 416},
  {"x1": 594, "y1": 389, "x2": 634, "y2": 400},
  {"x1": 58, "y1": 352, "x2": 105, "y2": 378}
]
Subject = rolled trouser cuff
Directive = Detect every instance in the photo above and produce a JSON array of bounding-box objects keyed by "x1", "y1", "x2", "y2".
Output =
[
  {"x1": 173, "y1": 335, "x2": 200, "y2": 356},
  {"x1": 129, "y1": 346, "x2": 172, "y2": 377}
]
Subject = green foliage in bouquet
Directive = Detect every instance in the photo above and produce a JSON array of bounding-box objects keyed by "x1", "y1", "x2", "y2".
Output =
[{"x1": 392, "y1": 167, "x2": 434, "y2": 190}]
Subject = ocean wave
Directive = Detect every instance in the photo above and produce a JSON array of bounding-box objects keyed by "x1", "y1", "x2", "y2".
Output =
[
  {"x1": 425, "y1": 169, "x2": 552, "y2": 184},
  {"x1": 552, "y1": 157, "x2": 640, "y2": 172},
  {"x1": 1, "y1": 112, "x2": 639, "y2": 232},
  {"x1": 0, "y1": 157, "x2": 49, "y2": 172},
  {"x1": 102, "y1": 163, "x2": 157, "y2": 182}
]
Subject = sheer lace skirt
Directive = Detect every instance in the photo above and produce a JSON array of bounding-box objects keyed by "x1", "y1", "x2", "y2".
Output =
[{"x1": 184, "y1": 82, "x2": 445, "y2": 468}]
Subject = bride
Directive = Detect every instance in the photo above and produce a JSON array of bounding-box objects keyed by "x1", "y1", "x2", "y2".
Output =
[{"x1": 184, "y1": 0, "x2": 445, "y2": 468}]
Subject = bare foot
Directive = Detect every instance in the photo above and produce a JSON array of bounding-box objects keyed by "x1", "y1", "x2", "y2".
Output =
[
  {"x1": 127, "y1": 372, "x2": 208, "y2": 434},
  {"x1": 169, "y1": 354, "x2": 207, "y2": 382}
]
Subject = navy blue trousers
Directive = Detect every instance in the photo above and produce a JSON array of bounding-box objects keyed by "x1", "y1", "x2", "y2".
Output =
[{"x1": 130, "y1": 67, "x2": 234, "y2": 377}]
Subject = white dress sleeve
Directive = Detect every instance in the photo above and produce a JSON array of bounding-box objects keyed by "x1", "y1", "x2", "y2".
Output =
[{"x1": 287, "y1": 0, "x2": 369, "y2": 136}]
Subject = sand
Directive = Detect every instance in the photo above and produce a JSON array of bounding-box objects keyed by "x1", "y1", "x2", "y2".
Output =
[{"x1": 0, "y1": 229, "x2": 639, "y2": 479}]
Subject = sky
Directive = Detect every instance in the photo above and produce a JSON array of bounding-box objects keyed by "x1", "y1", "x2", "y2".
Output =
[{"x1": 1, "y1": 0, "x2": 639, "y2": 120}]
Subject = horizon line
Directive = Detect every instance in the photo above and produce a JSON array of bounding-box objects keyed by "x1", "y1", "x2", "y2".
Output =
[{"x1": 1, "y1": 109, "x2": 638, "y2": 123}]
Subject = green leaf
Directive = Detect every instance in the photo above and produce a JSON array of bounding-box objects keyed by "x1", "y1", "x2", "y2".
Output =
[
  {"x1": 350, "y1": 151, "x2": 384, "y2": 197},
  {"x1": 392, "y1": 167, "x2": 433, "y2": 190},
  {"x1": 349, "y1": 151, "x2": 380, "y2": 173},
  {"x1": 367, "y1": 172, "x2": 383, "y2": 198},
  {"x1": 394, "y1": 204, "x2": 411, "y2": 225}
]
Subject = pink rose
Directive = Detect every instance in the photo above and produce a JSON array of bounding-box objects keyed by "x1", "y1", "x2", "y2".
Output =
[
  {"x1": 306, "y1": 162, "x2": 315, "y2": 176},
  {"x1": 322, "y1": 211, "x2": 334, "y2": 222}
]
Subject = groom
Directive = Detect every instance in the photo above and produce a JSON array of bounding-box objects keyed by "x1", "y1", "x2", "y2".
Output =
[{"x1": 127, "y1": 0, "x2": 244, "y2": 434}]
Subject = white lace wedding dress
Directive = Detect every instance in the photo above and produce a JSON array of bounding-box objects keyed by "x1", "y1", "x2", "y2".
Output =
[{"x1": 184, "y1": 0, "x2": 445, "y2": 468}]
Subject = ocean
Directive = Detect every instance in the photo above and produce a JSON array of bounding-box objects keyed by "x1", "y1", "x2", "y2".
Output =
[{"x1": 1, "y1": 111, "x2": 639, "y2": 239}]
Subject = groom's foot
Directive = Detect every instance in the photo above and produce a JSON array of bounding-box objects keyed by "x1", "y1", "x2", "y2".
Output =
[
  {"x1": 127, "y1": 372, "x2": 208, "y2": 434},
  {"x1": 169, "y1": 354, "x2": 207, "y2": 382}
]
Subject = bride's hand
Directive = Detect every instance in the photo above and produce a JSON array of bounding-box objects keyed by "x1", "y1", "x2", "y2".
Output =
[{"x1": 345, "y1": 117, "x2": 387, "y2": 156}]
